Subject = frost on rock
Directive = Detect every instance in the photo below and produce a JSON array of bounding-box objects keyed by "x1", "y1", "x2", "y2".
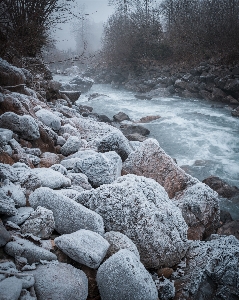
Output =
[
  {"x1": 58, "y1": 124, "x2": 81, "y2": 138},
  {"x1": 55, "y1": 229, "x2": 110, "y2": 268},
  {"x1": 0, "y1": 128, "x2": 13, "y2": 146},
  {"x1": 96, "y1": 249, "x2": 158, "y2": 300},
  {"x1": 154, "y1": 277, "x2": 175, "y2": 300},
  {"x1": 6, "y1": 207, "x2": 34, "y2": 225},
  {"x1": 29, "y1": 261, "x2": 88, "y2": 300},
  {"x1": 174, "y1": 235, "x2": 239, "y2": 300},
  {"x1": 0, "y1": 276, "x2": 23, "y2": 300},
  {"x1": 4, "y1": 236, "x2": 57, "y2": 264},
  {"x1": 21, "y1": 206, "x2": 55, "y2": 239},
  {"x1": 66, "y1": 172, "x2": 92, "y2": 190},
  {"x1": 175, "y1": 182, "x2": 220, "y2": 240},
  {"x1": 72, "y1": 150, "x2": 122, "y2": 187},
  {"x1": 31, "y1": 168, "x2": 71, "y2": 189},
  {"x1": 61, "y1": 136, "x2": 82, "y2": 156},
  {"x1": 122, "y1": 138, "x2": 220, "y2": 240},
  {"x1": 0, "y1": 57, "x2": 26, "y2": 86},
  {"x1": 76, "y1": 174, "x2": 188, "y2": 268},
  {"x1": 0, "y1": 189, "x2": 17, "y2": 216},
  {"x1": 1, "y1": 180, "x2": 26, "y2": 207},
  {"x1": 50, "y1": 164, "x2": 68, "y2": 175},
  {"x1": 71, "y1": 116, "x2": 132, "y2": 161},
  {"x1": 29, "y1": 187, "x2": 105, "y2": 235},
  {"x1": 104, "y1": 231, "x2": 140, "y2": 259},
  {"x1": 0, "y1": 112, "x2": 40, "y2": 140},
  {"x1": 35, "y1": 109, "x2": 61, "y2": 131}
]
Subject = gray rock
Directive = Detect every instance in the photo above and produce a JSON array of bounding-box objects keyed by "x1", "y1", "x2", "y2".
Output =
[
  {"x1": 0, "y1": 277, "x2": 22, "y2": 300},
  {"x1": 57, "y1": 136, "x2": 66, "y2": 146},
  {"x1": 2, "y1": 144, "x2": 13, "y2": 156},
  {"x1": 21, "y1": 206, "x2": 55, "y2": 239},
  {"x1": 4, "y1": 236, "x2": 57, "y2": 264},
  {"x1": 120, "y1": 124, "x2": 150, "y2": 136},
  {"x1": 0, "y1": 220, "x2": 11, "y2": 247},
  {"x1": 104, "y1": 231, "x2": 140, "y2": 259},
  {"x1": 0, "y1": 112, "x2": 40, "y2": 140},
  {"x1": 31, "y1": 168, "x2": 71, "y2": 189},
  {"x1": 55, "y1": 229, "x2": 109, "y2": 268},
  {"x1": 76, "y1": 174, "x2": 188, "y2": 268},
  {"x1": 0, "y1": 128, "x2": 13, "y2": 146},
  {"x1": 113, "y1": 112, "x2": 131, "y2": 122},
  {"x1": 66, "y1": 172, "x2": 92, "y2": 190},
  {"x1": 58, "y1": 124, "x2": 80, "y2": 137},
  {"x1": 155, "y1": 277, "x2": 175, "y2": 300},
  {"x1": 61, "y1": 157, "x2": 82, "y2": 170},
  {"x1": 73, "y1": 150, "x2": 122, "y2": 187},
  {"x1": 5, "y1": 207, "x2": 34, "y2": 225},
  {"x1": 60, "y1": 91, "x2": 81, "y2": 103},
  {"x1": 61, "y1": 136, "x2": 82, "y2": 156},
  {"x1": 35, "y1": 109, "x2": 61, "y2": 131},
  {"x1": 96, "y1": 249, "x2": 158, "y2": 300},
  {"x1": 19, "y1": 289, "x2": 37, "y2": 300},
  {"x1": 0, "y1": 163, "x2": 18, "y2": 182},
  {"x1": 55, "y1": 189, "x2": 82, "y2": 199},
  {"x1": 29, "y1": 187, "x2": 105, "y2": 235},
  {"x1": 0, "y1": 58, "x2": 26, "y2": 86},
  {"x1": 0, "y1": 261, "x2": 18, "y2": 273},
  {"x1": 30, "y1": 261, "x2": 88, "y2": 300},
  {"x1": 27, "y1": 154, "x2": 40, "y2": 166},
  {"x1": 16, "y1": 275, "x2": 35, "y2": 289},
  {"x1": 174, "y1": 235, "x2": 239, "y2": 299},
  {"x1": 50, "y1": 164, "x2": 68, "y2": 175},
  {"x1": 1, "y1": 181, "x2": 26, "y2": 207},
  {"x1": 24, "y1": 148, "x2": 41, "y2": 157},
  {"x1": 0, "y1": 189, "x2": 17, "y2": 216}
]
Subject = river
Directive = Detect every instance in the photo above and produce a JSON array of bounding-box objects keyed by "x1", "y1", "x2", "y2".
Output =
[{"x1": 56, "y1": 75, "x2": 239, "y2": 219}]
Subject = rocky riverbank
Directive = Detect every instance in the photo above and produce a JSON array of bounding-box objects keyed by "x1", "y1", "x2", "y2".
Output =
[
  {"x1": 0, "y1": 57, "x2": 239, "y2": 300},
  {"x1": 85, "y1": 61, "x2": 239, "y2": 117}
]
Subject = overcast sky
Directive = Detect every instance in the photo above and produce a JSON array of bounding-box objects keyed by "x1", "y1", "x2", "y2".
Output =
[{"x1": 54, "y1": 0, "x2": 114, "y2": 50}]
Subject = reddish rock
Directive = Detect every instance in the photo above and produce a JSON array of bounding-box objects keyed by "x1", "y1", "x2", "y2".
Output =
[
  {"x1": 157, "y1": 267, "x2": 174, "y2": 279},
  {"x1": 40, "y1": 152, "x2": 61, "y2": 168},
  {"x1": 217, "y1": 220, "x2": 239, "y2": 240},
  {"x1": 0, "y1": 152, "x2": 14, "y2": 165},
  {"x1": 137, "y1": 115, "x2": 161, "y2": 123},
  {"x1": 203, "y1": 176, "x2": 239, "y2": 198}
]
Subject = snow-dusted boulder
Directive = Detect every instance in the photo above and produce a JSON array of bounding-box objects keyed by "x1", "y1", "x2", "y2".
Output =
[
  {"x1": 55, "y1": 229, "x2": 110, "y2": 268},
  {"x1": 61, "y1": 136, "x2": 82, "y2": 156},
  {"x1": 0, "y1": 128, "x2": 13, "y2": 146},
  {"x1": 66, "y1": 172, "x2": 92, "y2": 190},
  {"x1": 58, "y1": 124, "x2": 80, "y2": 137},
  {"x1": 5, "y1": 237, "x2": 57, "y2": 264},
  {"x1": 122, "y1": 139, "x2": 220, "y2": 239},
  {"x1": 76, "y1": 174, "x2": 188, "y2": 268},
  {"x1": 0, "y1": 189, "x2": 17, "y2": 216},
  {"x1": 104, "y1": 231, "x2": 140, "y2": 259},
  {"x1": 1, "y1": 180, "x2": 26, "y2": 207},
  {"x1": 50, "y1": 164, "x2": 67, "y2": 175},
  {"x1": 39, "y1": 152, "x2": 60, "y2": 168},
  {"x1": 31, "y1": 168, "x2": 71, "y2": 189},
  {"x1": 35, "y1": 109, "x2": 61, "y2": 131},
  {"x1": 71, "y1": 117, "x2": 132, "y2": 161},
  {"x1": 0, "y1": 58, "x2": 26, "y2": 86},
  {"x1": 96, "y1": 249, "x2": 158, "y2": 300},
  {"x1": 70, "y1": 150, "x2": 122, "y2": 187},
  {"x1": 25, "y1": 148, "x2": 41, "y2": 157},
  {"x1": 0, "y1": 277, "x2": 22, "y2": 300},
  {"x1": 0, "y1": 220, "x2": 11, "y2": 247},
  {"x1": 30, "y1": 262, "x2": 88, "y2": 300},
  {"x1": 29, "y1": 187, "x2": 104, "y2": 235},
  {"x1": 5, "y1": 207, "x2": 34, "y2": 225},
  {"x1": 174, "y1": 235, "x2": 239, "y2": 299},
  {"x1": 21, "y1": 206, "x2": 55, "y2": 239},
  {"x1": 0, "y1": 112, "x2": 40, "y2": 140}
]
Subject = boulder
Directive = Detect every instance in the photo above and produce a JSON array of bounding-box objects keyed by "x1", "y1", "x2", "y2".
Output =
[
  {"x1": 69, "y1": 75, "x2": 94, "y2": 92},
  {"x1": 104, "y1": 231, "x2": 140, "y2": 259},
  {"x1": 231, "y1": 106, "x2": 239, "y2": 117},
  {"x1": 174, "y1": 235, "x2": 239, "y2": 299},
  {"x1": 5, "y1": 207, "x2": 34, "y2": 225},
  {"x1": 55, "y1": 229, "x2": 110, "y2": 268},
  {"x1": 113, "y1": 112, "x2": 131, "y2": 122},
  {"x1": 120, "y1": 124, "x2": 150, "y2": 136},
  {"x1": 0, "y1": 220, "x2": 11, "y2": 247},
  {"x1": 0, "y1": 189, "x2": 17, "y2": 216},
  {"x1": 21, "y1": 206, "x2": 55, "y2": 239},
  {"x1": 1, "y1": 180, "x2": 26, "y2": 207},
  {"x1": 0, "y1": 58, "x2": 26, "y2": 86},
  {"x1": 71, "y1": 116, "x2": 132, "y2": 161},
  {"x1": 211, "y1": 88, "x2": 227, "y2": 102},
  {"x1": 50, "y1": 164, "x2": 67, "y2": 175},
  {"x1": 0, "y1": 128, "x2": 13, "y2": 146},
  {"x1": 30, "y1": 262, "x2": 88, "y2": 300},
  {"x1": 5, "y1": 237, "x2": 57, "y2": 264},
  {"x1": 31, "y1": 168, "x2": 71, "y2": 189},
  {"x1": 76, "y1": 174, "x2": 188, "y2": 268},
  {"x1": 66, "y1": 172, "x2": 92, "y2": 190},
  {"x1": 71, "y1": 150, "x2": 122, "y2": 187},
  {"x1": 9, "y1": 138, "x2": 34, "y2": 167},
  {"x1": 60, "y1": 91, "x2": 81, "y2": 103},
  {"x1": 96, "y1": 249, "x2": 158, "y2": 300},
  {"x1": 40, "y1": 152, "x2": 60, "y2": 168},
  {"x1": 0, "y1": 112, "x2": 40, "y2": 140},
  {"x1": 125, "y1": 133, "x2": 147, "y2": 142},
  {"x1": 224, "y1": 78, "x2": 239, "y2": 91},
  {"x1": 58, "y1": 124, "x2": 80, "y2": 137},
  {"x1": 217, "y1": 220, "x2": 239, "y2": 239},
  {"x1": 122, "y1": 139, "x2": 220, "y2": 240},
  {"x1": 61, "y1": 136, "x2": 82, "y2": 156},
  {"x1": 0, "y1": 276, "x2": 22, "y2": 300},
  {"x1": 29, "y1": 187, "x2": 105, "y2": 235},
  {"x1": 35, "y1": 109, "x2": 61, "y2": 131},
  {"x1": 137, "y1": 115, "x2": 161, "y2": 123}
]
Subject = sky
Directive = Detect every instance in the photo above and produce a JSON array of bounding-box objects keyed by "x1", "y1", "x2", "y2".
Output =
[{"x1": 54, "y1": 0, "x2": 114, "y2": 51}]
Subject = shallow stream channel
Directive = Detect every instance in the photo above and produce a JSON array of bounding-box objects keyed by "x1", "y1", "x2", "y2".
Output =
[{"x1": 56, "y1": 75, "x2": 239, "y2": 219}]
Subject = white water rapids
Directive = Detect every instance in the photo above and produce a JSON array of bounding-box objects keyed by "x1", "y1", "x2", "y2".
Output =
[{"x1": 56, "y1": 75, "x2": 239, "y2": 219}]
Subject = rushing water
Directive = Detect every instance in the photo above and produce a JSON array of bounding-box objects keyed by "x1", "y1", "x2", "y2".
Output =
[{"x1": 56, "y1": 75, "x2": 239, "y2": 219}]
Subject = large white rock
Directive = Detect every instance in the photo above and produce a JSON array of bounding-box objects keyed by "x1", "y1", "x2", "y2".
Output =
[
  {"x1": 29, "y1": 187, "x2": 104, "y2": 235},
  {"x1": 64, "y1": 150, "x2": 122, "y2": 187},
  {"x1": 76, "y1": 174, "x2": 188, "y2": 268},
  {"x1": 96, "y1": 249, "x2": 158, "y2": 300},
  {"x1": 71, "y1": 116, "x2": 132, "y2": 161},
  {"x1": 1, "y1": 180, "x2": 26, "y2": 207},
  {"x1": 4, "y1": 237, "x2": 57, "y2": 264},
  {"x1": 0, "y1": 277, "x2": 22, "y2": 300},
  {"x1": 21, "y1": 206, "x2": 55, "y2": 239},
  {"x1": 0, "y1": 112, "x2": 40, "y2": 140},
  {"x1": 61, "y1": 136, "x2": 82, "y2": 156},
  {"x1": 104, "y1": 231, "x2": 140, "y2": 259},
  {"x1": 55, "y1": 229, "x2": 110, "y2": 268},
  {"x1": 35, "y1": 109, "x2": 61, "y2": 131},
  {"x1": 30, "y1": 261, "x2": 88, "y2": 300},
  {"x1": 31, "y1": 168, "x2": 71, "y2": 189}
]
